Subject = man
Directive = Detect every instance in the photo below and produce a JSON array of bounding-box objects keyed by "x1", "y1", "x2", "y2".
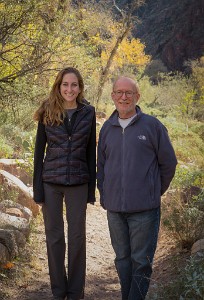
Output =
[{"x1": 97, "y1": 76, "x2": 177, "y2": 300}]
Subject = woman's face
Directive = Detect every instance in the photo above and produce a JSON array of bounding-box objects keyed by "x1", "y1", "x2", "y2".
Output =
[{"x1": 60, "y1": 73, "x2": 81, "y2": 109}]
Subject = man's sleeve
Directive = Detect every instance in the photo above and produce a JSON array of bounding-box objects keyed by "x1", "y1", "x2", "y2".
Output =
[
  {"x1": 157, "y1": 124, "x2": 177, "y2": 195},
  {"x1": 97, "y1": 128, "x2": 106, "y2": 208}
]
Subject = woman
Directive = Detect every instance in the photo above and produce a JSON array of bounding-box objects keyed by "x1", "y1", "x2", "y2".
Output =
[{"x1": 33, "y1": 67, "x2": 96, "y2": 300}]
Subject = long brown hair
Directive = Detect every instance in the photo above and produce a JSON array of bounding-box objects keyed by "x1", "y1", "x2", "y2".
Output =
[{"x1": 34, "y1": 67, "x2": 84, "y2": 125}]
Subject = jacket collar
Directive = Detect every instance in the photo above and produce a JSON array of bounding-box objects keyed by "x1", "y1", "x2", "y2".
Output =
[
  {"x1": 76, "y1": 99, "x2": 88, "y2": 111},
  {"x1": 108, "y1": 105, "x2": 142, "y2": 126}
]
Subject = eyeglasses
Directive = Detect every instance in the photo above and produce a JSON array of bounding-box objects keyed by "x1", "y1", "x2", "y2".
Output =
[{"x1": 113, "y1": 90, "x2": 136, "y2": 98}]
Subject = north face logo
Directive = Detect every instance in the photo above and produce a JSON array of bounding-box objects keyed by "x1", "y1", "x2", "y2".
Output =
[{"x1": 138, "y1": 135, "x2": 146, "y2": 140}]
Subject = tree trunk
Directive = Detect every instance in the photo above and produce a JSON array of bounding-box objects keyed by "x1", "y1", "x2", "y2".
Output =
[{"x1": 95, "y1": 25, "x2": 131, "y2": 107}]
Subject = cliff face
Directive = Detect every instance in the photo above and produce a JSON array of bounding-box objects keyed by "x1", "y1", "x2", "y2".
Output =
[{"x1": 135, "y1": 0, "x2": 204, "y2": 71}]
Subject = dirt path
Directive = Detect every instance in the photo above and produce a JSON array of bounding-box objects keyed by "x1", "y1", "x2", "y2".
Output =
[{"x1": 0, "y1": 202, "x2": 189, "y2": 300}]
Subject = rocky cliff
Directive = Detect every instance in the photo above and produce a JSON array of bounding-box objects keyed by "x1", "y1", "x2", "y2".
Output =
[{"x1": 135, "y1": 0, "x2": 204, "y2": 71}]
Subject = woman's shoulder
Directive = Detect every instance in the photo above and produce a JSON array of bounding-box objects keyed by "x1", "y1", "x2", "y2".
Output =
[
  {"x1": 81, "y1": 99, "x2": 95, "y2": 111},
  {"x1": 34, "y1": 99, "x2": 49, "y2": 122}
]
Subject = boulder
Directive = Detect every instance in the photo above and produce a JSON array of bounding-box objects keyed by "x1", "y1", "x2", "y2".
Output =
[
  {"x1": 0, "y1": 229, "x2": 19, "y2": 258},
  {"x1": 0, "y1": 158, "x2": 31, "y2": 185},
  {"x1": 0, "y1": 199, "x2": 33, "y2": 221},
  {"x1": 191, "y1": 239, "x2": 204, "y2": 255},
  {"x1": 0, "y1": 243, "x2": 10, "y2": 266},
  {"x1": 0, "y1": 229, "x2": 26, "y2": 266},
  {"x1": 0, "y1": 211, "x2": 30, "y2": 238},
  {"x1": 5, "y1": 207, "x2": 24, "y2": 218},
  {"x1": 0, "y1": 170, "x2": 39, "y2": 217}
]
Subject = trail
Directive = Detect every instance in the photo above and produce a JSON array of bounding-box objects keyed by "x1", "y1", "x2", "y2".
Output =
[
  {"x1": 1, "y1": 201, "x2": 188, "y2": 300},
  {"x1": 6, "y1": 203, "x2": 120, "y2": 300}
]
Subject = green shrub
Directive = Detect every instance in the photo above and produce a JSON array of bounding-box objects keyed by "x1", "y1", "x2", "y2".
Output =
[
  {"x1": 147, "y1": 253, "x2": 204, "y2": 299},
  {"x1": 0, "y1": 135, "x2": 13, "y2": 158},
  {"x1": 180, "y1": 253, "x2": 204, "y2": 299},
  {"x1": 0, "y1": 123, "x2": 36, "y2": 158},
  {"x1": 171, "y1": 166, "x2": 204, "y2": 189},
  {"x1": 0, "y1": 183, "x2": 19, "y2": 203},
  {"x1": 162, "y1": 165, "x2": 204, "y2": 249},
  {"x1": 162, "y1": 195, "x2": 204, "y2": 249},
  {"x1": 16, "y1": 136, "x2": 35, "y2": 177}
]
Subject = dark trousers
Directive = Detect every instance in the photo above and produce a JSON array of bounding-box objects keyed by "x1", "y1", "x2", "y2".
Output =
[{"x1": 42, "y1": 182, "x2": 88, "y2": 299}]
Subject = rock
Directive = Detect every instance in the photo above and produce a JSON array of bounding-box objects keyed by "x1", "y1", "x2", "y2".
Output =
[
  {"x1": 0, "y1": 158, "x2": 32, "y2": 185},
  {"x1": 0, "y1": 211, "x2": 30, "y2": 238},
  {"x1": 191, "y1": 239, "x2": 204, "y2": 255},
  {"x1": 0, "y1": 170, "x2": 40, "y2": 217},
  {"x1": 0, "y1": 229, "x2": 27, "y2": 265},
  {"x1": 136, "y1": 0, "x2": 204, "y2": 72},
  {"x1": 0, "y1": 243, "x2": 10, "y2": 266},
  {"x1": 5, "y1": 207, "x2": 24, "y2": 218},
  {"x1": 0, "y1": 199, "x2": 33, "y2": 221},
  {"x1": 0, "y1": 229, "x2": 19, "y2": 258},
  {"x1": 11, "y1": 229, "x2": 26, "y2": 248}
]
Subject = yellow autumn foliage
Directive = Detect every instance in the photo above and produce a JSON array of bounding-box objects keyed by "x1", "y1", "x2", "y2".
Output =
[{"x1": 101, "y1": 37, "x2": 150, "y2": 70}]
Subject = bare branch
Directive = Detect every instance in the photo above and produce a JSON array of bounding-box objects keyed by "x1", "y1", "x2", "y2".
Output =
[
  {"x1": 95, "y1": 0, "x2": 145, "y2": 105},
  {"x1": 113, "y1": 0, "x2": 125, "y2": 18}
]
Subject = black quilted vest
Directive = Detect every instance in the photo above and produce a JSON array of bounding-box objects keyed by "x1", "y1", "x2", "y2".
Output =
[{"x1": 42, "y1": 103, "x2": 95, "y2": 186}]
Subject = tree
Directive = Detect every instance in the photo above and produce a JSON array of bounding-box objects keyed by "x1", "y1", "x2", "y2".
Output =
[
  {"x1": 0, "y1": 0, "x2": 77, "y2": 124},
  {"x1": 0, "y1": 0, "x2": 53, "y2": 84},
  {"x1": 0, "y1": 0, "x2": 79, "y2": 87},
  {"x1": 101, "y1": 37, "x2": 150, "y2": 72},
  {"x1": 68, "y1": 0, "x2": 148, "y2": 106},
  {"x1": 95, "y1": 0, "x2": 146, "y2": 105},
  {"x1": 0, "y1": 0, "x2": 149, "y2": 124}
]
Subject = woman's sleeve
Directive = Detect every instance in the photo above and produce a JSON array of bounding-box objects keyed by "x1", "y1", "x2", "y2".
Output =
[{"x1": 33, "y1": 122, "x2": 47, "y2": 203}]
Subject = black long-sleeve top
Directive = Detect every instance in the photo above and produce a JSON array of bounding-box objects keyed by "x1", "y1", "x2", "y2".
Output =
[{"x1": 33, "y1": 102, "x2": 96, "y2": 203}]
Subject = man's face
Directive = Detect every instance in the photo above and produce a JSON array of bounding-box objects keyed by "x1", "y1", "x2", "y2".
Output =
[{"x1": 111, "y1": 78, "x2": 140, "y2": 119}]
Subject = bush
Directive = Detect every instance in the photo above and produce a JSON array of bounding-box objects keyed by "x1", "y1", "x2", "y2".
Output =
[
  {"x1": 180, "y1": 253, "x2": 204, "y2": 299},
  {"x1": 148, "y1": 253, "x2": 204, "y2": 299},
  {"x1": 0, "y1": 135, "x2": 13, "y2": 158},
  {"x1": 162, "y1": 195, "x2": 204, "y2": 249},
  {"x1": 0, "y1": 123, "x2": 36, "y2": 158},
  {"x1": 171, "y1": 166, "x2": 204, "y2": 189},
  {"x1": 162, "y1": 165, "x2": 204, "y2": 249},
  {"x1": 16, "y1": 136, "x2": 35, "y2": 177}
]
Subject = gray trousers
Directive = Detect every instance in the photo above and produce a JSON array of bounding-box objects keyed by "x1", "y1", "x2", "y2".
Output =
[{"x1": 42, "y1": 182, "x2": 88, "y2": 299}]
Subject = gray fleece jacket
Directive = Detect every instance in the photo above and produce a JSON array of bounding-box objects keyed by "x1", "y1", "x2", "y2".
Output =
[{"x1": 97, "y1": 106, "x2": 177, "y2": 212}]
